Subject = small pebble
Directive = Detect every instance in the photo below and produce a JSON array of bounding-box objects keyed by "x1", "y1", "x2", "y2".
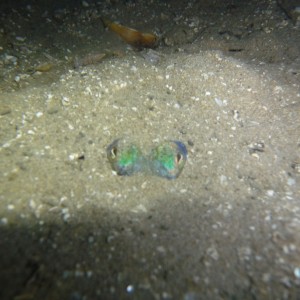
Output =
[
  {"x1": 157, "y1": 246, "x2": 166, "y2": 253},
  {"x1": 7, "y1": 204, "x2": 14, "y2": 210},
  {"x1": 206, "y1": 246, "x2": 219, "y2": 260},
  {"x1": 126, "y1": 285, "x2": 134, "y2": 293},
  {"x1": 86, "y1": 270, "x2": 93, "y2": 278},
  {"x1": 36, "y1": 112, "x2": 43, "y2": 118},
  {"x1": 16, "y1": 36, "x2": 26, "y2": 42},
  {"x1": 220, "y1": 175, "x2": 228, "y2": 186},
  {"x1": 62, "y1": 208, "x2": 70, "y2": 222},
  {"x1": 291, "y1": 162, "x2": 300, "y2": 173},
  {"x1": 294, "y1": 267, "x2": 300, "y2": 279},
  {"x1": 287, "y1": 177, "x2": 296, "y2": 186},
  {"x1": 214, "y1": 97, "x2": 226, "y2": 106},
  {"x1": 130, "y1": 66, "x2": 137, "y2": 72},
  {"x1": 1, "y1": 218, "x2": 8, "y2": 225}
]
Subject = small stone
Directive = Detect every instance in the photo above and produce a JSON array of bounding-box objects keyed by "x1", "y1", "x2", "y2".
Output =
[
  {"x1": 126, "y1": 285, "x2": 134, "y2": 293},
  {"x1": 7, "y1": 204, "x2": 15, "y2": 210},
  {"x1": 1, "y1": 218, "x2": 8, "y2": 225},
  {"x1": 291, "y1": 162, "x2": 300, "y2": 173},
  {"x1": 287, "y1": 177, "x2": 296, "y2": 186},
  {"x1": 86, "y1": 270, "x2": 93, "y2": 278},
  {"x1": 36, "y1": 112, "x2": 43, "y2": 118},
  {"x1": 130, "y1": 65, "x2": 137, "y2": 72},
  {"x1": 206, "y1": 246, "x2": 219, "y2": 260},
  {"x1": 248, "y1": 142, "x2": 265, "y2": 154},
  {"x1": 16, "y1": 36, "x2": 26, "y2": 42},
  {"x1": 294, "y1": 267, "x2": 300, "y2": 279},
  {"x1": 157, "y1": 246, "x2": 166, "y2": 253},
  {"x1": 214, "y1": 97, "x2": 225, "y2": 106},
  {"x1": 61, "y1": 207, "x2": 70, "y2": 222}
]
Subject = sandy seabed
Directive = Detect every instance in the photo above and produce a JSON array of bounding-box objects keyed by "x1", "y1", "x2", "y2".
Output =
[{"x1": 0, "y1": 0, "x2": 300, "y2": 299}]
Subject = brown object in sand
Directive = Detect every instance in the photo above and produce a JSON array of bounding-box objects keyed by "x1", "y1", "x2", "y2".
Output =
[{"x1": 102, "y1": 18, "x2": 157, "y2": 49}]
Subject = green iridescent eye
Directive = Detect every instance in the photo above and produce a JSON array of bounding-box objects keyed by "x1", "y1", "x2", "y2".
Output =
[
  {"x1": 107, "y1": 139, "x2": 144, "y2": 176},
  {"x1": 149, "y1": 141, "x2": 187, "y2": 179}
]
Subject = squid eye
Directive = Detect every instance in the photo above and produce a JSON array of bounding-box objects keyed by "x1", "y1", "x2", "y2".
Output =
[
  {"x1": 176, "y1": 153, "x2": 182, "y2": 164},
  {"x1": 111, "y1": 147, "x2": 117, "y2": 158}
]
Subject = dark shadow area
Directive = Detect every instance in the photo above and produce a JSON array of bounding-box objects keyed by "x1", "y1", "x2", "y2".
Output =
[{"x1": 1, "y1": 196, "x2": 300, "y2": 299}]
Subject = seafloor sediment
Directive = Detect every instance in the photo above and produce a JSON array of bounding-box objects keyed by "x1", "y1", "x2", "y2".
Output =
[{"x1": 0, "y1": 0, "x2": 300, "y2": 299}]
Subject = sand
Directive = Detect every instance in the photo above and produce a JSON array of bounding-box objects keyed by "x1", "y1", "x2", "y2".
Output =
[{"x1": 0, "y1": 0, "x2": 300, "y2": 299}]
